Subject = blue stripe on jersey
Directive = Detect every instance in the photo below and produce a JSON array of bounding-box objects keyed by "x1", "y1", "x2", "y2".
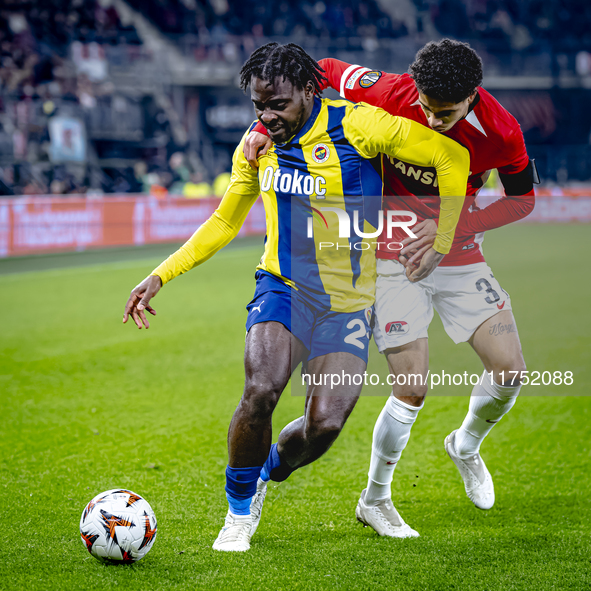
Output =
[
  {"x1": 272, "y1": 154, "x2": 293, "y2": 279},
  {"x1": 274, "y1": 99, "x2": 329, "y2": 307},
  {"x1": 326, "y1": 104, "x2": 364, "y2": 288},
  {"x1": 292, "y1": 97, "x2": 322, "y2": 144},
  {"x1": 359, "y1": 158, "x2": 382, "y2": 229}
]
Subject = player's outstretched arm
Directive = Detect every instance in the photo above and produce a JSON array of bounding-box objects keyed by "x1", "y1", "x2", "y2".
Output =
[
  {"x1": 123, "y1": 132, "x2": 259, "y2": 329},
  {"x1": 122, "y1": 190, "x2": 256, "y2": 330},
  {"x1": 123, "y1": 275, "x2": 162, "y2": 329}
]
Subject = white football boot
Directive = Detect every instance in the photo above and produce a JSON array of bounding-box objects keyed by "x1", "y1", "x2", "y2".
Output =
[
  {"x1": 444, "y1": 430, "x2": 495, "y2": 510},
  {"x1": 212, "y1": 512, "x2": 253, "y2": 552},
  {"x1": 250, "y1": 478, "x2": 267, "y2": 536},
  {"x1": 356, "y1": 489, "x2": 420, "y2": 538}
]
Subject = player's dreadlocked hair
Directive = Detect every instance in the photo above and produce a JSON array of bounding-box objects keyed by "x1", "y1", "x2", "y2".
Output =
[
  {"x1": 409, "y1": 39, "x2": 483, "y2": 104},
  {"x1": 239, "y1": 42, "x2": 327, "y2": 93}
]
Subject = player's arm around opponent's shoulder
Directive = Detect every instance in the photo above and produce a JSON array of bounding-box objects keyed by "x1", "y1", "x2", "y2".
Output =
[
  {"x1": 243, "y1": 124, "x2": 272, "y2": 169},
  {"x1": 342, "y1": 104, "x2": 469, "y2": 282},
  {"x1": 123, "y1": 132, "x2": 260, "y2": 329},
  {"x1": 242, "y1": 58, "x2": 401, "y2": 168}
]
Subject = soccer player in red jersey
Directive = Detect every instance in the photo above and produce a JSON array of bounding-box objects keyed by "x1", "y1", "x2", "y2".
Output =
[{"x1": 245, "y1": 39, "x2": 538, "y2": 537}]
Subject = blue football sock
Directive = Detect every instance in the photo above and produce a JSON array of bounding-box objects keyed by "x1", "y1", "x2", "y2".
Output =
[
  {"x1": 260, "y1": 443, "x2": 294, "y2": 483},
  {"x1": 225, "y1": 465, "x2": 262, "y2": 516}
]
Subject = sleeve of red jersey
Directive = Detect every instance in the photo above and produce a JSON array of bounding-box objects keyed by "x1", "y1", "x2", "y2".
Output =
[
  {"x1": 454, "y1": 188, "x2": 535, "y2": 237},
  {"x1": 317, "y1": 58, "x2": 401, "y2": 112},
  {"x1": 455, "y1": 130, "x2": 535, "y2": 236}
]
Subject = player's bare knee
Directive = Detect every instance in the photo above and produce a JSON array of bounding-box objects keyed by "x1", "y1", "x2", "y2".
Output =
[
  {"x1": 393, "y1": 381, "x2": 428, "y2": 402},
  {"x1": 241, "y1": 379, "x2": 283, "y2": 418},
  {"x1": 306, "y1": 415, "x2": 344, "y2": 445},
  {"x1": 490, "y1": 359, "x2": 527, "y2": 387},
  {"x1": 237, "y1": 395, "x2": 277, "y2": 421}
]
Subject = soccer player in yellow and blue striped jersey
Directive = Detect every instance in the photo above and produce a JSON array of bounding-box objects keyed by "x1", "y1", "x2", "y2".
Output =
[{"x1": 123, "y1": 43, "x2": 469, "y2": 552}]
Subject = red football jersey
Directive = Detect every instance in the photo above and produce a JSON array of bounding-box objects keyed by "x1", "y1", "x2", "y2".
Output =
[{"x1": 318, "y1": 59, "x2": 534, "y2": 266}]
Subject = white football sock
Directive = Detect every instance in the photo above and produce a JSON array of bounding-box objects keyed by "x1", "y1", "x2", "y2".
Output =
[
  {"x1": 365, "y1": 395, "x2": 423, "y2": 506},
  {"x1": 454, "y1": 370, "x2": 521, "y2": 459}
]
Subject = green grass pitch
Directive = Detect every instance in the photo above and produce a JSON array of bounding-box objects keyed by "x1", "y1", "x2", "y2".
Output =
[{"x1": 1, "y1": 225, "x2": 590, "y2": 590}]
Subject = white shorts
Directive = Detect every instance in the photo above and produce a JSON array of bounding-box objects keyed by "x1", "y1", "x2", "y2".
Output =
[{"x1": 373, "y1": 259, "x2": 512, "y2": 351}]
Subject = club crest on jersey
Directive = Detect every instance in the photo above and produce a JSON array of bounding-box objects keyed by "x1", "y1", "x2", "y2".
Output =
[
  {"x1": 312, "y1": 143, "x2": 330, "y2": 164},
  {"x1": 359, "y1": 71, "x2": 382, "y2": 88},
  {"x1": 385, "y1": 321, "x2": 408, "y2": 335}
]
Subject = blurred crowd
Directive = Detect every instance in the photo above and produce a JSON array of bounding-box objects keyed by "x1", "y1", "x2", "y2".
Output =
[
  {"x1": 108, "y1": 152, "x2": 231, "y2": 198},
  {"x1": 1, "y1": 0, "x2": 148, "y2": 196},
  {"x1": 0, "y1": 0, "x2": 143, "y2": 96},
  {"x1": 123, "y1": 0, "x2": 410, "y2": 64},
  {"x1": 128, "y1": 0, "x2": 591, "y2": 60},
  {"x1": 432, "y1": 0, "x2": 591, "y2": 53},
  {"x1": 127, "y1": 0, "x2": 405, "y2": 41},
  {"x1": 0, "y1": 151, "x2": 231, "y2": 197}
]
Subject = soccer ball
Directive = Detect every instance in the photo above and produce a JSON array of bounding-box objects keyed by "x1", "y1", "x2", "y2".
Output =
[{"x1": 80, "y1": 489, "x2": 157, "y2": 563}]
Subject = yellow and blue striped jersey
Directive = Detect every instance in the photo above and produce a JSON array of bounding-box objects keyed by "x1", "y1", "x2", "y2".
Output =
[
  {"x1": 152, "y1": 97, "x2": 469, "y2": 313},
  {"x1": 252, "y1": 97, "x2": 383, "y2": 312}
]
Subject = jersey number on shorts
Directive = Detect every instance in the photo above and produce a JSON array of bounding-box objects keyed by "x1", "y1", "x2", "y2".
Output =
[
  {"x1": 476, "y1": 277, "x2": 500, "y2": 304},
  {"x1": 344, "y1": 319, "x2": 366, "y2": 350}
]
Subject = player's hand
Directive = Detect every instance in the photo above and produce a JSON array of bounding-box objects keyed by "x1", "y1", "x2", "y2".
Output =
[
  {"x1": 399, "y1": 219, "x2": 437, "y2": 267},
  {"x1": 123, "y1": 275, "x2": 162, "y2": 329},
  {"x1": 244, "y1": 131, "x2": 272, "y2": 170},
  {"x1": 406, "y1": 247, "x2": 444, "y2": 283}
]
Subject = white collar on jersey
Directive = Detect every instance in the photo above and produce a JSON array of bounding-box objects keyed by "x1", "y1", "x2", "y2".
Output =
[
  {"x1": 464, "y1": 110, "x2": 487, "y2": 136},
  {"x1": 410, "y1": 98, "x2": 488, "y2": 137}
]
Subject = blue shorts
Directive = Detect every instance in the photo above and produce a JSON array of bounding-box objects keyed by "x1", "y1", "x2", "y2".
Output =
[{"x1": 245, "y1": 271, "x2": 373, "y2": 363}]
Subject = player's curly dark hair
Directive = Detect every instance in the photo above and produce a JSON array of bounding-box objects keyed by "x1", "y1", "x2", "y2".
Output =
[
  {"x1": 409, "y1": 39, "x2": 483, "y2": 103},
  {"x1": 239, "y1": 42, "x2": 327, "y2": 93}
]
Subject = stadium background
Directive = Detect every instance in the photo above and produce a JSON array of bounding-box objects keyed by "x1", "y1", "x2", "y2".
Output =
[
  {"x1": 1, "y1": 0, "x2": 591, "y2": 255},
  {"x1": 1, "y1": 1, "x2": 590, "y2": 590}
]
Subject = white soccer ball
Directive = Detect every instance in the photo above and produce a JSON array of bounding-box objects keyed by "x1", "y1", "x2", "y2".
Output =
[{"x1": 80, "y1": 489, "x2": 157, "y2": 563}]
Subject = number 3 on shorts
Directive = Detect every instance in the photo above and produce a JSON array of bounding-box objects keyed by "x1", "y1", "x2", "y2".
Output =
[
  {"x1": 344, "y1": 319, "x2": 366, "y2": 350},
  {"x1": 476, "y1": 276, "x2": 500, "y2": 304}
]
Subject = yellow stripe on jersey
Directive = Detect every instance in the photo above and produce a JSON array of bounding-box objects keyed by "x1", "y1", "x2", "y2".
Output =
[{"x1": 255, "y1": 149, "x2": 282, "y2": 281}]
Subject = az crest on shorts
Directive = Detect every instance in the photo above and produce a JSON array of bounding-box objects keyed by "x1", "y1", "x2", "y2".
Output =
[
  {"x1": 385, "y1": 320, "x2": 408, "y2": 335},
  {"x1": 312, "y1": 143, "x2": 330, "y2": 164}
]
